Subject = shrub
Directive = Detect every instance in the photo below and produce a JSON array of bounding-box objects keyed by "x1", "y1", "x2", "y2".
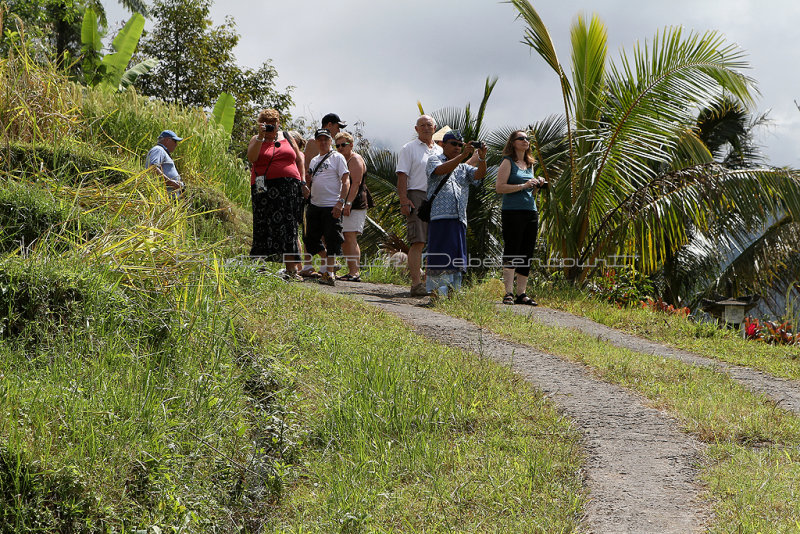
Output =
[
  {"x1": 0, "y1": 446, "x2": 101, "y2": 532},
  {"x1": 641, "y1": 297, "x2": 691, "y2": 316},
  {"x1": 586, "y1": 266, "x2": 655, "y2": 307},
  {"x1": 744, "y1": 317, "x2": 799, "y2": 346},
  {"x1": 0, "y1": 181, "x2": 104, "y2": 253}
]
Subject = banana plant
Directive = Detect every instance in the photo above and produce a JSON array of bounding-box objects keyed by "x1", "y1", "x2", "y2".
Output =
[
  {"x1": 81, "y1": 7, "x2": 158, "y2": 92},
  {"x1": 210, "y1": 92, "x2": 236, "y2": 139}
]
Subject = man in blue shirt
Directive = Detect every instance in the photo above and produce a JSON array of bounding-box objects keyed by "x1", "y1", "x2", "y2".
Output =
[
  {"x1": 146, "y1": 130, "x2": 185, "y2": 194},
  {"x1": 424, "y1": 131, "x2": 487, "y2": 296}
]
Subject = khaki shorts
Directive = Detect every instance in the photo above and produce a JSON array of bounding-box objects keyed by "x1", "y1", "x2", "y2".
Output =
[{"x1": 406, "y1": 189, "x2": 428, "y2": 244}]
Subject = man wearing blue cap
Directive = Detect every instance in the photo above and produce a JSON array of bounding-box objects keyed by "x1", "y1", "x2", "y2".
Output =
[{"x1": 146, "y1": 130, "x2": 185, "y2": 194}]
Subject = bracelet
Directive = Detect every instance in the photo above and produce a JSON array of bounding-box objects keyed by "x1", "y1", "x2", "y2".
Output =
[
  {"x1": 478, "y1": 157, "x2": 486, "y2": 162},
  {"x1": 257, "y1": 137, "x2": 265, "y2": 142},
  {"x1": 345, "y1": 201, "x2": 352, "y2": 206}
]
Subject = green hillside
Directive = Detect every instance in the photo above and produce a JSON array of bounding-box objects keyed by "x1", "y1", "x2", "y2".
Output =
[{"x1": 1, "y1": 51, "x2": 584, "y2": 532}]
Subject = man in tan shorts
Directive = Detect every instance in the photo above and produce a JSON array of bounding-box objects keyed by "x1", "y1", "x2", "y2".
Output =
[{"x1": 396, "y1": 115, "x2": 443, "y2": 296}]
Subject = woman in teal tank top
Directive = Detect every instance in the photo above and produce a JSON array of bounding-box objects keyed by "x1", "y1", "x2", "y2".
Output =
[{"x1": 495, "y1": 130, "x2": 547, "y2": 305}]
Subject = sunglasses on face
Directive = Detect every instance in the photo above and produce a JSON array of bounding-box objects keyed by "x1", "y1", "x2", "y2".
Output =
[
  {"x1": 336, "y1": 143, "x2": 349, "y2": 148},
  {"x1": 447, "y1": 140, "x2": 464, "y2": 147},
  {"x1": 514, "y1": 136, "x2": 529, "y2": 142}
]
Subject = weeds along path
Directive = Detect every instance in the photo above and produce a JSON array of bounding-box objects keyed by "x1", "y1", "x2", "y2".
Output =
[
  {"x1": 503, "y1": 305, "x2": 800, "y2": 415},
  {"x1": 314, "y1": 281, "x2": 708, "y2": 534}
]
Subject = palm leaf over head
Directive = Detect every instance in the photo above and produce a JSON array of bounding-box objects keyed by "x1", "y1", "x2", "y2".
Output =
[{"x1": 508, "y1": 0, "x2": 800, "y2": 299}]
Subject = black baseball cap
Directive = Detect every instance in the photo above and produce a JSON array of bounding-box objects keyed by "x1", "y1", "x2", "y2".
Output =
[
  {"x1": 321, "y1": 113, "x2": 347, "y2": 128},
  {"x1": 314, "y1": 128, "x2": 333, "y2": 140}
]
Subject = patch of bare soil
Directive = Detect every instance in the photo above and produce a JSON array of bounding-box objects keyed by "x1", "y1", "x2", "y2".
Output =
[{"x1": 313, "y1": 280, "x2": 709, "y2": 533}]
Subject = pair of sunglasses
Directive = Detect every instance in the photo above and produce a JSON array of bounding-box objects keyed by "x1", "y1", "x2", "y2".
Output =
[
  {"x1": 514, "y1": 136, "x2": 529, "y2": 142},
  {"x1": 336, "y1": 142, "x2": 349, "y2": 148},
  {"x1": 447, "y1": 140, "x2": 464, "y2": 147}
]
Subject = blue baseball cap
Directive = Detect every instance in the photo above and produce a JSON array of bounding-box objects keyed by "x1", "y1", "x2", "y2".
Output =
[
  {"x1": 159, "y1": 130, "x2": 183, "y2": 141},
  {"x1": 442, "y1": 130, "x2": 463, "y2": 142}
]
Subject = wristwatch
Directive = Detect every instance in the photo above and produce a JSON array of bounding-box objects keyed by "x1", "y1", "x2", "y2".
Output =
[{"x1": 345, "y1": 201, "x2": 352, "y2": 206}]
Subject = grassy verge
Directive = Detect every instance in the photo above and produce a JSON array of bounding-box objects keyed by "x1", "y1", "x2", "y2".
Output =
[
  {"x1": 533, "y1": 283, "x2": 800, "y2": 380},
  {"x1": 241, "y1": 280, "x2": 584, "y2": 532},
  {"x1": 435, "y1": 279, "x2": 800, "y2": 532}
]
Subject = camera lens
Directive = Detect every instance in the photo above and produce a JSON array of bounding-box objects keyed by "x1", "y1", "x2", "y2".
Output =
[{"x1": 265, "y1": 124, "x2": 276, "y2": 132}]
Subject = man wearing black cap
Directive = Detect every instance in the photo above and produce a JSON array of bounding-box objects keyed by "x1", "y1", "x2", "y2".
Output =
[
  {"x1": 303, "y1": 113, "x2": 347, "y2": 163},
  {"x1": 145, "y1": 130, "x2": 185, "y2": 194},
  {"x1": 304, "y1": 128, "x2": 350, "y2": 286}
]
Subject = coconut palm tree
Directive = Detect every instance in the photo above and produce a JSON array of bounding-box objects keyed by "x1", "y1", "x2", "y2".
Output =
[
  {"x1": 657, "y1": 97, "x2": 798, "y2": 306},
  {"x1": 509, "y1": 0, "x2": 800, "y2": 285}
]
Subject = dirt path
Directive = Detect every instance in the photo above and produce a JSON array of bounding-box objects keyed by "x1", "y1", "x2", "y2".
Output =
[
  {"x1": 314, "y1": 281, "x2": 709, "y2": 533},
  {"x1": 504, "y1": 305, "x2": 800, "y2": 415}
]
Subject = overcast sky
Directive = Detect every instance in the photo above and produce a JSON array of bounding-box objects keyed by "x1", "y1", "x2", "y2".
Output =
[{"x1": 107, "y1": 0, "x2": 800, "y2": 166}]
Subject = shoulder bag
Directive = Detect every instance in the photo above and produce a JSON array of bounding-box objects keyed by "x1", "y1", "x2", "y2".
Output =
[{"x1": 416, "y1": 170, "x2": 453, "y2": 223}]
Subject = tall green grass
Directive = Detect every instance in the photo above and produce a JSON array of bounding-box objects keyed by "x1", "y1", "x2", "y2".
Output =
[
  {"x1": 1, "y1": 50, "x2": 252, "y2": 207},
  {"x1": 242, "y1": 282, "x2": 585, "y2": 532},
  {"x1": 2, "y1": 50, "x2": 588, "y2": 531}
]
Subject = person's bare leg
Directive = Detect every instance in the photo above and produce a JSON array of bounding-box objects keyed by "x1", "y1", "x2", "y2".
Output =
[
  {"x1": 515, "y1": 273, "x2": 529, "y2": 295},
  {"x1": 503, "y1": 268, "x2": 515, "y2": 295},
  {"x1": 408, "y1": 242, "x2": 425, "y2": 286},
  {"x1": 342, "y1": 232, "x2": 360, "y2": 276}
]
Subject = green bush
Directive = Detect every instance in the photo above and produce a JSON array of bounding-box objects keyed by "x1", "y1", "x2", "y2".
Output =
[
  {"x1": 0, "y1": 181, "x2": 104, "y2": 253},
  {"x1": 0, "y1": 446, "x2": 100, "y2": 532},
  {"x1": 586, "y1": 266, "x2": 655, "y2": 307},
  {"x1": 0, "y1": 142, "x2": 132, "y2": 185}
]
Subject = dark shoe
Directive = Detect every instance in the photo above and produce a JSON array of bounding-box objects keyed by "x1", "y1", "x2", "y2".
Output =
[
  {"x1": 319, "y1": 272, "x2": 335, "y2": 286},
  {"x1": 338, "y1": 273, "x2": 362, "y2": 282},
  {"x1": 503, "y1": 292, "x2": 515, "y2": 305},
  {"x1": 410, "y1": 283, "x2": 429, "y2": 297},
  {"x1": 515, "y1": 293, "x2": 538, "y2": 306}
]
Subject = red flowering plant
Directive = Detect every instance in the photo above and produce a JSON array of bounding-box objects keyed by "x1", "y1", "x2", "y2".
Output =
[
  {"x1": 640, "y1": 297, "x2": 691, "y2": 317},
  {"x1": 743, "y1": 317, "x2": 799, "y2": 345}
]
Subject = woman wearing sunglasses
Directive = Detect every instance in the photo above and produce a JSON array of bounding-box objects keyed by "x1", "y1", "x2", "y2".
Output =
[
  {"x1": 495, "y1": 130, "x2": 546, "y2": 305},
  {"x1": 335, "y1": 131, "x2": 371, "y2": 282}
]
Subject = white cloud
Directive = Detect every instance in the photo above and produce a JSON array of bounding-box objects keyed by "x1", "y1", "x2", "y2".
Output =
[{"x1": 106, "y1": 0, "x2": 800, "y2": 165}]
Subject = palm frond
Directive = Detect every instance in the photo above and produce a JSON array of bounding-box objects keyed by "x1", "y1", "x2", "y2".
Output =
[{"x1": 508, "y1": 0, "x2": 566, "y2": 83}]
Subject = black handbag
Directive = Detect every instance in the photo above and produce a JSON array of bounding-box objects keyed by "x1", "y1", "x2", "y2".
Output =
[
  {"x1": 351, "y1": 179, "x2": 374, "y2": 210},
  {"x1": 416, "y1": 170, "x2": 453, "y2": 223}
]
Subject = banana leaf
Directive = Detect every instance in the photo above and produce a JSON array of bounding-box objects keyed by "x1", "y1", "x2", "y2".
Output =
[
  {"x1": 210, "y1": 92, "x2": 236, "y2": 139},
  {"x1": 119, "y1": 58, "x2": 159, "y2": 91},
  {"x1": 98, "y1": 13, "x2": 145, "y2": 92}
]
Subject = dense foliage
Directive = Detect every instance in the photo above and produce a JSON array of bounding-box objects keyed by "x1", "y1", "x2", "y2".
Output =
[{"x1": 135, "y1": 0, "x2": 294, "y2": 154}]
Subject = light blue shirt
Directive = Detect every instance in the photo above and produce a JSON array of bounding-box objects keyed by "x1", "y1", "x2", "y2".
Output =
[
  {"x1": 425, "y1": 154, "x2": 481, "y2": 225},
  {"x1": 146, "y1": 143, "x2": 183, "y2": 186}
]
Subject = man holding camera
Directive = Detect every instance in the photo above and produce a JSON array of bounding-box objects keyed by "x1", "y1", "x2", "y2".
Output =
[{"x1": 423, "y1": 130, "x2": 487, "y2": 297}]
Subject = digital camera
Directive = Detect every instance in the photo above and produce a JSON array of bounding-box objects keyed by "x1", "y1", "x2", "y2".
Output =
[
  {"x1": 263, "y1": 123, "x2": 276, "y2": 132},
  {"x1": 469, "y1": 141, "x2": 482, "y2": 148}
]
